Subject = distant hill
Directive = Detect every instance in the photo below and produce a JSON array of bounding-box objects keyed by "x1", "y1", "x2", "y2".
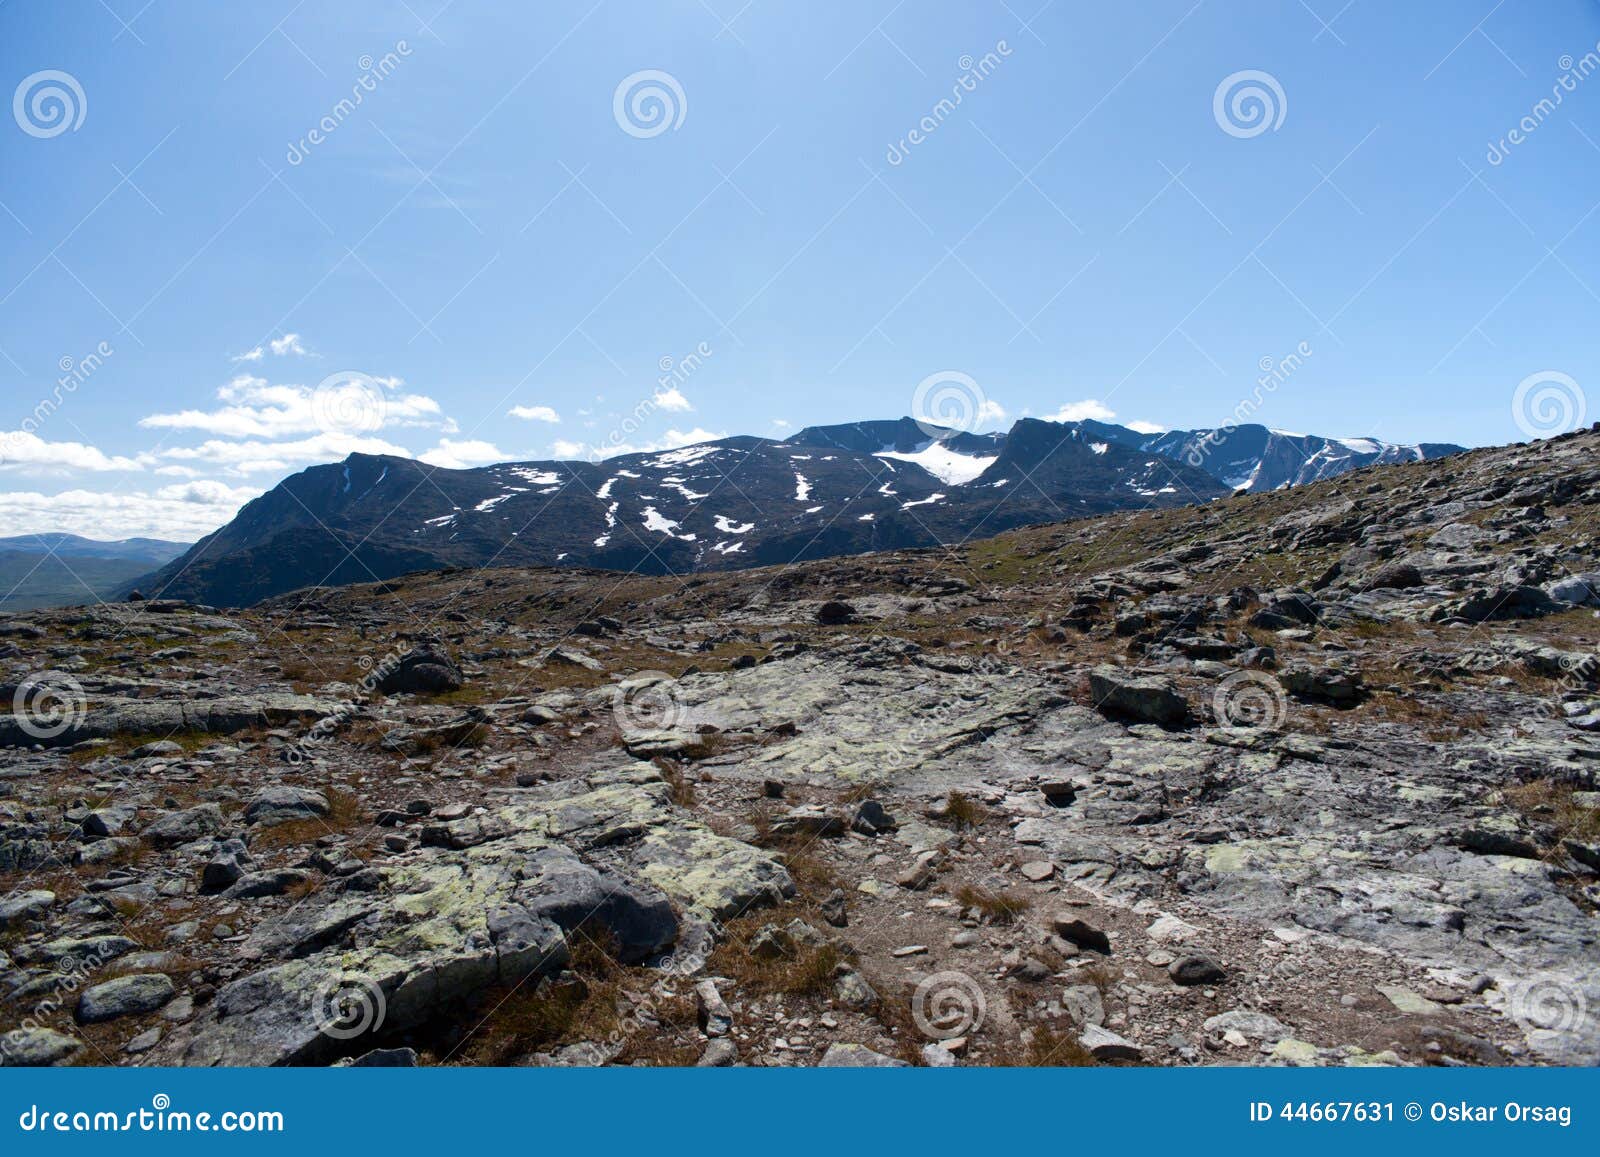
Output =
[{"x1": 0, "y1": 535, "x2": 190, "y2": 611}]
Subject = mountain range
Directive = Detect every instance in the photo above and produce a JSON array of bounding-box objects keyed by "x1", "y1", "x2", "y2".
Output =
[
  {"x1": 0, "y1": 534, "x2": 191, "y2": 613},
  {"x1": 121, "y1": 417, "x2": 1463, "y2": 608}
]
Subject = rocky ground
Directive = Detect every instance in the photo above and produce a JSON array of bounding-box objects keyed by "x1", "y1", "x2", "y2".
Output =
[{"x1": 1, "y1": 426, "x2": 1598, "y2": 1068}]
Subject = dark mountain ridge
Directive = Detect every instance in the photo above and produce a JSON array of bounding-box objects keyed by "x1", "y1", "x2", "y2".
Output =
[{"x1": 125, "y1": 415, "x2": 1461, "y2": 607}]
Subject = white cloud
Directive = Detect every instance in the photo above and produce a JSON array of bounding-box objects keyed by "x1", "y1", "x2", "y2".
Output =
[
  {"x1": 141, "y1": 377, "x2": 444, "y2": 440},
  {"x1": 0, "y1": 432, "x2": 146, "y2": 473},
  {"x1": 0, "y1": 482, "x2": 262, "y2": 541},
  {"x1": 1126, "y1": 420, "x2": 1167, "y2": 434},
  {"x1": 1047, "y1": 399, "x2": 1117, "y2": 423},
  {"x1": 652, "y1": 386, "x2": 692, "y2": 412},
  {"x1": 231, "y1": 334, "x2": 310, "y2": 364},
  {"x1": 771, "y1": 419, "x2": 791, "y2": 429},
  {"x1": 160, "y1": 432, "x2": 413, "y2": 474},
  {"x1": 509, "y1": 405, "x2": 561, "y2": 423},
  {"x1": 418, "y1": 439, "x2": 507, "y2": 469},
  {"x1": 977, "y1": 400, "x2": 1008, "y2": 424}
]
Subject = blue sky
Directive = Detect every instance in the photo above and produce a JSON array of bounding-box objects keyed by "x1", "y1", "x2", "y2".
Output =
[{"x1": 2, "y1": 0, "x2": 1598, "y2": 540}]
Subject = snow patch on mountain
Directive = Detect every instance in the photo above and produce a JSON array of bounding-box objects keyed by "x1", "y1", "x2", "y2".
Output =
[
  {"x1": 641, "y1": 506, "x2": 696, "y2": 540},
  {"x1": 508, "y1": 468, "x2": 561, "y2": 486},
  {"x1": 875, "y1": 442, "x2": 996, "y2": 485}
]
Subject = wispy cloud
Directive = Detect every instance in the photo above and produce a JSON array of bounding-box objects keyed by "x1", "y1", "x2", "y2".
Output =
[
  {"x1": 0, "y1": 481, "x2": 262, "y2": 540},
  {"x1": 0, "y1": 432, "x2": 147, "y2": 473}
]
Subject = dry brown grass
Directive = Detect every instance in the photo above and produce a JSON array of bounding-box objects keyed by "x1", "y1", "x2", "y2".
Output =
[
  {"x1": 1503, "y1": 778, "x2": 1600, "y2": 843},
  {"x1": 449, "y1": 924, "x2": 626, "y2": 1065},
  {"x1": 249, "y1": 785, "x2": 363, "y2": 851},
  {"x1": 941, "y1": 790, "x2": 988, "y2": 831},
  {"x1": 705, "y1": 913, "x2": 847, "y2": 999},
  {"x1": 953, "y1": 884, "x2": 1031, "y2": 925},
  {"x1": 658, "y1": 763, "x2": 698, "y2": 807},
  {"x1": 1364, "y1": 690, "x2": 1491, "y2": 740},
  {"x1": 998, "y1": 1023, "x2": 1098, "y2": 1067},
  {"x1": 1073, "y1": 961, "x2": 1121, "y2": 995}
]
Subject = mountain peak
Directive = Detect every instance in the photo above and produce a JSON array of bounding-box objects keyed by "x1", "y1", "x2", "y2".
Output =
[{"x1": 123, "y1": 415, "x2": 1464, "y2": 607}]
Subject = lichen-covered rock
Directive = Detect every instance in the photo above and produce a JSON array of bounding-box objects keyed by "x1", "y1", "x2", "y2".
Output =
[
  {"x1": 153, "y1": 767, "x2": 791, "y2": 1066},
  {"x1": 1087, "y1": 666, "x2": 1191, "y2": 726}
]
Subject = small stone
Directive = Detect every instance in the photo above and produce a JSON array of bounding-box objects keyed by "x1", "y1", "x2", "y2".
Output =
[
  {"x1": 833, "y1": 968, "x2": 879, "y2": 1009},
  {"x1": 697, "y1": 1039, "x2": 738, "y2": 1066},
  {"x1": 890, "y1": 944, "x2": 928, "y2": 958},
  {"x1": 1376, "y1": 985, "x2": 1443, "y2": 1015},
  {"x1": 1011, "y1": 957, "x2": 1051, "y2": 982},
  {"x1": 819, "y1": 889, "x2": 848, "y2": 928},
  {"x1": 818, "y1": 1043, "x2": 908, "y2": 1067},
  {"x1": 921, "y1": 1042, "x2": 957, "y2": 1067},
  {"x1": 337, "y1": 1047, "x2": 419, "y2": 1067},
  {"x1": 76, "y1": 974, "x2": 177, "y2": 1024},
  {"x1": 1079, "y1": 1024, "x2": 1142, "y2": 1061},
  {"x1": 1168, "y1": 954, "x2": 1226, "y2": 986},
  {"x1": 129, "y1": 740, "x2": 184, "y2": 759},
  {"x1": 1062, "y1": 984, "x2": 1105, "y2": 1028},
  {"x1": 1019, "y1": 860, "x2": 1055, "y2": 882},
  {"x1": 124, "y1": 1027, "x2": 163, "y2": 1054},
  {"x1": 748, "y1": 924, "x2": 793, "y2": 961},
  {"x1": 1271, "y1": 1038, "x2": 1320, "y2": 1065},
  {"x1": 695, "y1": 979, "x2": 733, "y2": 1037},
  {"x1": 1052, "y1": 916, "x2": 1111, "y2": 954},
  {"x1": 896, "y1": 851, "x2": 941, "y2": 890},
  {"x1": 0, "y1": 889, "x2": 54, "y2": 928},
  {"x1": 1146, "y1": 914, "x2": 1203, "y2": 944},
  {"x1": 816, "y1": 600, "x2": 856, "y2": 626},
  {"x1": 0, "y1": 1028, "x2": 81, "y2": 1067}
]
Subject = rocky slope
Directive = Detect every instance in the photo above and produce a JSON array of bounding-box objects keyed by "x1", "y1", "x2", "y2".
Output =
[{"x1": 1, "y1": 425, "x2": 1594, "y2": 1068}]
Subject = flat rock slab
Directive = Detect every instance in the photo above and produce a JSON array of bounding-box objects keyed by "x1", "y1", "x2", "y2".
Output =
[
  {"x1": 154, "y1": 765, "x2": 792, "y2": 1066},
  {"x1": 0, "y1": 693, "x2": 342, "y2": 749}
]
